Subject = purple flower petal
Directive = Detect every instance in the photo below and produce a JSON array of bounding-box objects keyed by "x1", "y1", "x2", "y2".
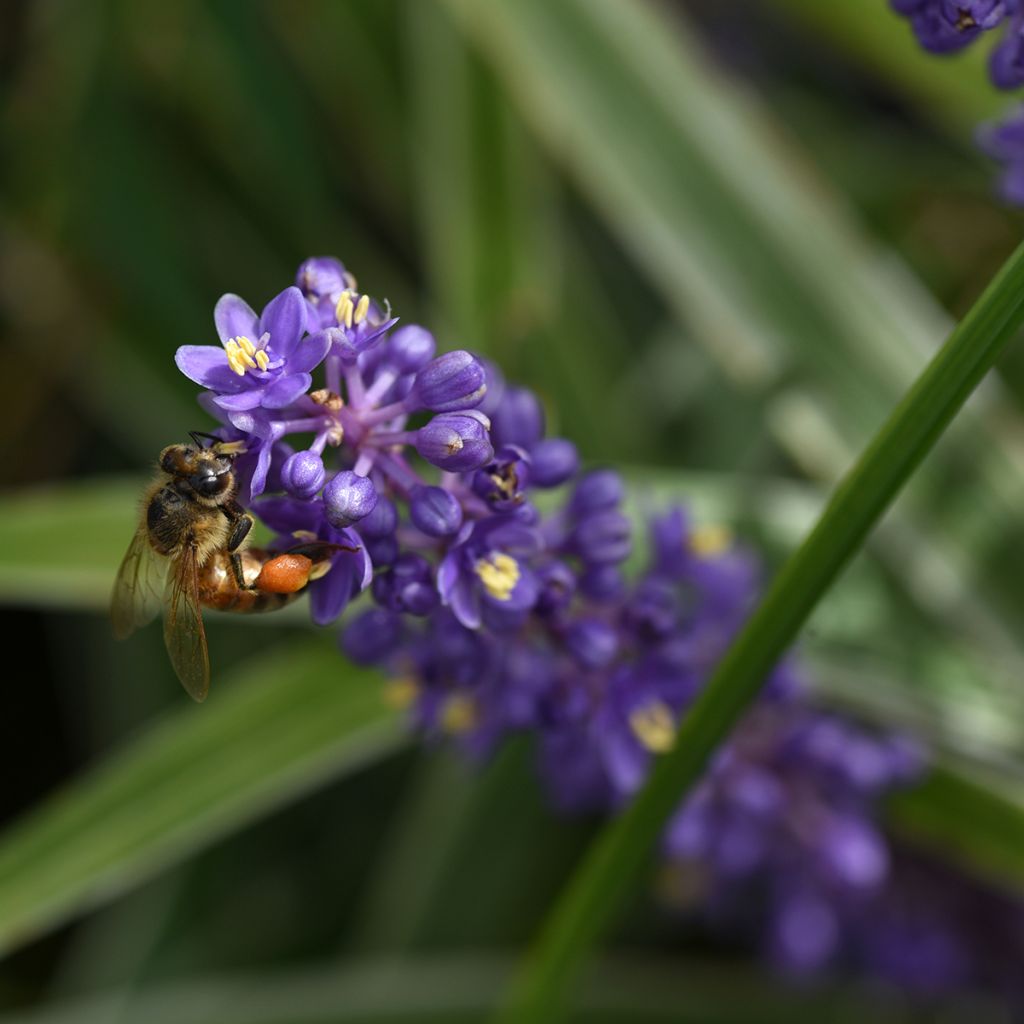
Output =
[
  {"x1": 213, "y1": 388, "x2": 265, "y2": 412},
  {"x1": 288, "y1": 331, "x2": 333, "y2": 374},
  {"x1": 248, "y1": 438, "x2": 274, "y2": 500},
  {"x1": 175, "y1": 346, "x2": 249, "y2": 393},
  {"x1": 448, "y1": 574, "x2": 482, "y2": 629},
  {"x1": 261, "y1": 372, "x2": 312, "y2": 409},
  {"x1": 214, "y1": 294, "x2": 259, "y2": 346},
  {"x1": 310, "y1": 555, "x2": 358, "y2": 625},
  {"x1": 254, "y1": 496, "x2": 320, "y2": 534},
  {"x1": 259, "y1": 286, "x2": 307, "y2": 358}
]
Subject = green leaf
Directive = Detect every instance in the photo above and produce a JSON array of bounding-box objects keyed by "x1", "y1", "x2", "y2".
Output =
[
  {"x1": 0, "y1": 476, "x2": 140, "y2": 609},
  {"x1": 888, "y1": 761, "x2": 1024, "y2": 890},
  {"x1": 0, "y1": 955, "x2": 930, "y2": 1024},
  {"x1": 0, "y1": 640, "x2": 402, "y2": 958},
  {"x1": 488, "y1": 230, "x2": 1024, "y2": 1020}
]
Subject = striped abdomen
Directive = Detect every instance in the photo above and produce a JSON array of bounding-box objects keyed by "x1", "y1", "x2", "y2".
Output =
[{"x1": 197, "y1": 548, "x2": 312, "y2": 614}]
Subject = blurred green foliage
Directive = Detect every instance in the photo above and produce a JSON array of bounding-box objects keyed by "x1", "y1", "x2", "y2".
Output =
[{"x1": 3, "y1": 0, "x2": 1024, "y2": 1020}]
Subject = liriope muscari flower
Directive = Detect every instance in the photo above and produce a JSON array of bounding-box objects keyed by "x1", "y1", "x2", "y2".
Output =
[{"x1": 176, "y1": 256, "x2": 1024, "y2": 1001}]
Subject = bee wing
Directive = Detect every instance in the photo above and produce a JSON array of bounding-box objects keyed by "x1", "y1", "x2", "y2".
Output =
[
  {"x1": 111, "y1": 524, "x2": 167, "y2": 640},
  {"x1": 164, "y1": 543, "x2": 210, "y2": 703}
]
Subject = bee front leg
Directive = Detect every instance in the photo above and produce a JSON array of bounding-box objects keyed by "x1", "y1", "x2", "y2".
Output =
[{"x1": 222, "y1": 501, "x2": 254, "y2": 553}]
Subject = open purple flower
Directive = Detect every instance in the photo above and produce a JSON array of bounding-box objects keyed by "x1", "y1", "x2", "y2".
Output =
[
  {"x1": 437, "y1": 516, "x2": 541, "y2": 629},
  {"x1": 176, "y1": 286, "x2": 329, "y2": 412}
]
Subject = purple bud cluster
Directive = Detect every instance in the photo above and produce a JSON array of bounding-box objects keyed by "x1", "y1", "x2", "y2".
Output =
[
  {"x1": 177, "y1": 258, "x2": 1024, "y2": 1000},
  {"x1": 890, "y1": 0, "x2": 1024, "y2": 201}
]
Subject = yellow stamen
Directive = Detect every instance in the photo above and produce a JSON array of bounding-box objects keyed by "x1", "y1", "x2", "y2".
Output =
[
  {"x1": 441, "y1": 693, "x2": 477, "y2": 734},
  {"x1": 475, "y1": 552, "x2": 520, "y2": 601},
  {"x1": 335, "y1": 290, "x2": 354, "y2": 329},
  {"x1": 689, "y1": 523, "x2": 732, "y2": 558},
  {"x1": 354, "y1": 293, "x2": 370, "y2": 325},
  {"x1": 384, "y1": 677, "x2": 420, "y2": 711},
  {"x1": 254, "y1": 350, "x2": 270, "y2": 371},
  {"x1": 224, "y1": 341, "x2": 247, "y2": 376},
  {"x1": 629, "y1": 700, "x2": 676, "y2": 753},
  {"x1": 235, "y1": 335, "x2": 256, "y2": 357}
]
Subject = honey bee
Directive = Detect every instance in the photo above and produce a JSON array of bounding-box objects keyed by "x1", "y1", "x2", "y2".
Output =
[{"x1": 111, "y1": 432, "x2": 341, "y2": 701}]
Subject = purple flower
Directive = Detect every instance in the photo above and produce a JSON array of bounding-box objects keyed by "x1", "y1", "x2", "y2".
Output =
[
  {"x1": 437, "y1": 517, "x2": 540, "y2": 629},
  {"x1": 177, "y1": 287, "x2": 329, "y2": 412},
  {"x1": 295, "y1": 256, "x2": 355, "y2": 328},
  {"x1": 170, "y1": 257, "x2": 1024, "y2": 1005},
  {"x1": 310, "y1": 288, "x2": 398, "y2": 364}
]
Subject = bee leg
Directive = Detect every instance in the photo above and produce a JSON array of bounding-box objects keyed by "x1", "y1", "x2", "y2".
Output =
[
  {"x1": 222, "y1": 503, "x2": 254, "y2": 553},
  {"x1": 229, "y1": 551, "x2": 259, "y2": 591}
]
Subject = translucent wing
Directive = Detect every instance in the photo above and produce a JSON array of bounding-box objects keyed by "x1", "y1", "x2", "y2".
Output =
[
  {"x1": 111, "y1": 523, "x2": 167, "y2": 640},
  {"x1": 164, "y1": 543, "x2": 210, "y2": 702}
]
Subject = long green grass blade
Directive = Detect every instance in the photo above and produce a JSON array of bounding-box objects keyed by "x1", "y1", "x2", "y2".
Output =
[
  {"x1": 492, "y1": 236, "x2": 1024, "y2": 1019},
  {"x1": 0, "y1": 641, "x2": 401, "y2": 958}
]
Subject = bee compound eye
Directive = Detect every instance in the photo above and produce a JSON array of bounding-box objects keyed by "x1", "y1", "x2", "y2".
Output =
[{"x1": 191, "y1": 469, "x2": 222, "y2": 496}]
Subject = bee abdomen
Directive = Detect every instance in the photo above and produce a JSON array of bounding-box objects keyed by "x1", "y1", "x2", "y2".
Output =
[
  {"x1": 195, "y1": 549, "x2": 310, "y2": 614},
  {"x1": 203, "y1": 588, "x2": 299, "y2": 614}
]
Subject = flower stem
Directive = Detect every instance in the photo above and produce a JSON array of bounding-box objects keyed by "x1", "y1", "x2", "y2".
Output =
[{"x1": 493, "y1": 241, "x2": 1024, "y2": 1023}]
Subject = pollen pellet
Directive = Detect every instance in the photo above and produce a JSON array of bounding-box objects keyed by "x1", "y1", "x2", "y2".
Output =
[{"x1": 255, "y1": 553, "x2": 314, "y2": 594}]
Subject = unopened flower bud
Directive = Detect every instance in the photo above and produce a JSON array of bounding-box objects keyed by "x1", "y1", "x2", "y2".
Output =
[
  {"x1": 569, "y1": 469, "x2": 624, "y2": 518},
  {"x1": 529, "y1": 438, "x2": 579, "y2": 488},
  {"x1": 387, "y1": 325, "x2": 436, "y2": 373},
  {"x1": 410, "y1": 350, "x2": 487, "y2": 412},
  {"x1": 409, "y1": 484, "x2": 463, "y2": 537},
  {"x1": 416, "y1": 411, "x2": 494, "y2": 472},
  {"x1": 489, "y1": 385, "x2": 545, "y2": 449},
  {"x1": 324, "y1": 471, "x2": 378, "y2": 528},
  {"x1": 280, "y1": 450, "x2": 325, "y2": 500},
  {"x1": 359, "y1": 494, "x2": 398, "y2": 538},
  {"x1": 565, "y1": 617, "x2": 619, "y2": 669}
]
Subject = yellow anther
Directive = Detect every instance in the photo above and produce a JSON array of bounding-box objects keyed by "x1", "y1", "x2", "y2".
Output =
[
  {"x1": 255, "y1": 350, "x2": 270, "y2": 371},
  {"x1": 383, "y1": 676, "x2": 420, "y2": 711},
  {"x1": 235, "y1": 335, "x2": 256, "y2": 357},
  {"x1": 689, "y1": 523, "x2": 732, "y2": 558},
  {"x1": 629, "y1": 700, "x2": 676, "y2": 753},
  {"x1": 224, "y1": 341, "x2": 247, "y2": 376},
  {"x1": 475, "y1": 552, "x2": 520, "y2": 601},
  {"x1": 335, "y1": 290, "x2": 354, "y2": 328},
  {"x1": 353, "y1": 293, "x2": 370, "y2": 325},
  {"x1": 224, "y1": 338, "x2": 257, "y2": 374},
  {"x1": 441, "y1": 693, "x2": 477, "y2": 734}
]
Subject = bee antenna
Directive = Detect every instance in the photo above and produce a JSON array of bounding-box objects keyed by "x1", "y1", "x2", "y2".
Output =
[{"x1": 189, "y1": 430, "x2": 222, "y2": 448}]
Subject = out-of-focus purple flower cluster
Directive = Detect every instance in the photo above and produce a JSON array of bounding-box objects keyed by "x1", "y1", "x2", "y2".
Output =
[
  {"x1": 890, "y1": 0, "x2": 1024, "y2": 201},
  {"x1": 178, "y1": 258, "x2": 1024, "y2": 1000}
]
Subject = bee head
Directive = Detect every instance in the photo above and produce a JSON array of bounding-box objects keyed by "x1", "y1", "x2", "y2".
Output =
[{"x1": 160, "y1": 434, "x2": 245, "y2": 499}]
